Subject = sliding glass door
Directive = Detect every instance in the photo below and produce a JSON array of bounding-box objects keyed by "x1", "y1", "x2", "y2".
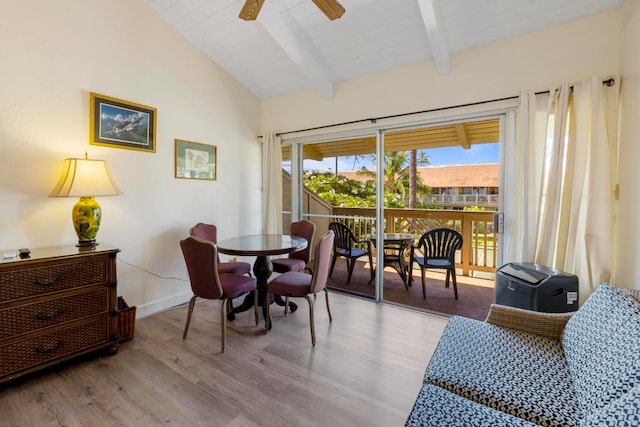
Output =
[
  {"x1": 281, "y1": 107, "x2": 513, "y2": 320},
  {"x1": 283, "y1": 134, "x2": 379, "y2": 299}
]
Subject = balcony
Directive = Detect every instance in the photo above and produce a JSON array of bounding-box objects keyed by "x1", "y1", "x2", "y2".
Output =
[
  {"x1": 424, "y1": 193, "x2": 499, "y2": 209},
  {"x1": 326, "y1": 256, "x2": 495, "y2": 321},
  {"x1": 294, "y1": 207, "x2": 497, "y2": 320},
  {"x1": 284, "y1": 173, "x2": 498, "y2": 320},
  {"x1": 324, "y1": 206, "x2": 498, "y2": 277}
]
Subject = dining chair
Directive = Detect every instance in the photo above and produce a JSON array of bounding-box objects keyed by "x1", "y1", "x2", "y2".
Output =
[
  {"x1": 266, "y1": 230, "x2": 335, "y2": 345},
  {"x1": 410, "y1": 228, "x2": 463, "y2": 299},
  {"x1": 328, "y1": 222, "x2": 374, "y2": 284},
  {"x1": 190, "y1": 223, "x2": 252, "y2": 277},
  {"x1": 272, "y1": 219, "x2": 316, "y2": 274},
  {"x1": 180, "y1": 236, "x2": 258, "y2": 352}
]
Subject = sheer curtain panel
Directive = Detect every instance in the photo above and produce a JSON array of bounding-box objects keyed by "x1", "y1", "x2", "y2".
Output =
[
  {"x1": 508, "y1": 77, "x2": 617, "y2": 304},
  {"x1": 262, "y1": 131, "x2": 283, "y2": 234}
]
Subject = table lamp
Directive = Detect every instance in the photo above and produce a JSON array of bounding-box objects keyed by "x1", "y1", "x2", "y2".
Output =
[{"x1": 49, "y1": 154, "x2": 121, "y2": 247}]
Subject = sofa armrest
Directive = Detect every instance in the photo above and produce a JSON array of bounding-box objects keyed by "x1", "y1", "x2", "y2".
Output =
[
  {"x1": 625, "y1": 288, "x2": 640, "y2": 302},
  {"x1": 485, "y1": 304, "x2": 574, "y2": 341}
]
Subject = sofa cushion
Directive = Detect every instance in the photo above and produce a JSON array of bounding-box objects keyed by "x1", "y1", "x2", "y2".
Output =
[
  {"x1": 578, "y1": 384, "x2": 640, "y2": 426},
  {"x1": 563, "y1": 283, "x2": 640, "y2": 415},
  {"x1": 424, "y1": 316, "x2": 581, "y2": 427},
  {"x1": 406, "y1": 384, "x2": 538, "y2": 427}
]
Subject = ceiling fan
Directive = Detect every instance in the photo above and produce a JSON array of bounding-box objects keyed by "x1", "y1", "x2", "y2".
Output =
[{"x1": 239, "y1": 0, "x2": 346, "y2": 21}]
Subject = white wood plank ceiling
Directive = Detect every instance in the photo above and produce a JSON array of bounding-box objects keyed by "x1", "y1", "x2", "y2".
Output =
[{"x1": 144, "y1": 0, "x2": 622, "y2": 100}]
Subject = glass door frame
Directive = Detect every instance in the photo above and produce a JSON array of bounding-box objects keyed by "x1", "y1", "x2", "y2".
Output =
[{"x1": 281, "y1": 98, "x2": 518, "y2": 303}]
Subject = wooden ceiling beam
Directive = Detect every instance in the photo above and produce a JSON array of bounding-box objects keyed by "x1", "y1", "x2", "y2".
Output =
[
  {"x1": 238, "y1": 0, "x2": 265, "y2": 21},
  {"x1": 311, "y1": 0, "x2": 345, "y2": 21},
  {"x1": 455, "y1": 124, "x2": 470, "y2": 149},
  {"x1": 302, "y1": 144, "x2": 324, "y2": 161}
]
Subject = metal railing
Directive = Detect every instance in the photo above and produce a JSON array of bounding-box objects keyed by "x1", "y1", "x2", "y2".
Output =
[{"x1": 424, "y1": 194, "x2": 499, "y2": 208}]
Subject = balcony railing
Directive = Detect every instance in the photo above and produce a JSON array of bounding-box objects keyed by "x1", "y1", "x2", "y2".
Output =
[
  {"x1": 284, "y1": 172, "x2": 498, "y2": 278},
  {"x1": 424, "y1": 194, "x2": 499, "y2": 208},
  {"x1": 314, "y1": 207, "x2": 497, "y2": 277}
]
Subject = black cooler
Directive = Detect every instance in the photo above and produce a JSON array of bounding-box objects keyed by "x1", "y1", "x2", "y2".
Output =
[{"x1": 494, "y1": 263, "x2": 578, "y2": 313}]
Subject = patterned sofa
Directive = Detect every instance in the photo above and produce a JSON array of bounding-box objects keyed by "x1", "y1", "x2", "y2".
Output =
[{"x1": 406, "y1": 283, "x2": 640, "y2": 426}]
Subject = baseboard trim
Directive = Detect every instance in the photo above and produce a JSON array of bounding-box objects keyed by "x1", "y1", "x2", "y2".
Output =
[{"x1": 135, "y1": 291, "x2": 192, "y2": 319}]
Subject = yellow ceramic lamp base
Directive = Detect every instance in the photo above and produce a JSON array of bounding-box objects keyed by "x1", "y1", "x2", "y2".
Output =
[{"x1": 72, "y1": 197, "x2": 102, "y2": 247}]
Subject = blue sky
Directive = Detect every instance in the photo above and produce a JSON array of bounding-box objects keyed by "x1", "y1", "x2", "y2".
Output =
[
  {"x1": 300, "y1": 143, "x2": 499, "y2": 172},
  {"x1": 422, "y1": 143, "x2": 499, "y2": 166}
]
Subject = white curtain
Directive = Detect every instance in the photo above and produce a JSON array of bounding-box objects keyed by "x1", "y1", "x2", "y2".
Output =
[
  {"x1": 508, "y1": 77, "x2": 616, "y2": 304},
  {"x1": 535, "y1": 82, "x2": 572, "y2": 267},
  {"x1": 564, "y1": 77, "x2": 615, "y2": 301},
  {"x1": 504, "y1": 90, "x2": 548, "y2": 262},
  {"x1": 262, "y1": 131, "x2": 283, "y2": 234}
]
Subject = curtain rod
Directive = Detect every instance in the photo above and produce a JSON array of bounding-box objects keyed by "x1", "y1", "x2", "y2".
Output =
[
  {"x1": 275, "y1": 78, "x2": 615, "y2": 138},
  {"x1": 534, "y1": 77, "x2": 615, "y2": 96}
]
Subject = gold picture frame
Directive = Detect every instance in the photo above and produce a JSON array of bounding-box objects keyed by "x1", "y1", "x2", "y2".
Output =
[
  {"x1": 175, "y1": 139, "x2": 217, "y2": 180},
  {"x1": 90, "y1": 92, "x2": 156, "y2": 152}
]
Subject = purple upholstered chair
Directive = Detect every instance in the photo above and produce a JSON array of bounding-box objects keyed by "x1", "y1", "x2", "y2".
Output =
[
  {"x1": 190, "y1": 223, "x2": 252, "y2": 277},
  {"x1": 266, "y1": 230, "x2": 335, "y2": 345},
  {"x1": 180, "y1": 236, "x2": 258, "y2": 352},
  {"x1": 272, "y1": 219, "x2": 316, "y2": 274}
]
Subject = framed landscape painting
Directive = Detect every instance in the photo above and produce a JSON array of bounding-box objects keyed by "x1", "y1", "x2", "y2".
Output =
[
  {"x1": 175, "y1": 139, "x2": 217, "y2": 180},
  {"x1": 90, "y1": 92, "x2": 156, "y2": 152}
]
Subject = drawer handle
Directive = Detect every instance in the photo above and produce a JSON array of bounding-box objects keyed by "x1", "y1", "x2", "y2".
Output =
[
  {"x1": 35, "y1": 308, "x2": 66, "y2": 321},
  {"x1": 34, "y1": 275, "x2": 65, "y2": 286},
  {"x1": 35, "y1": 340, "x2": 65, "y2": 354}
]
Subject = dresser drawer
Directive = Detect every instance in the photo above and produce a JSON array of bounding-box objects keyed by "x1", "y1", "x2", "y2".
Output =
[
  {"x1": 0, "y1": 317, "x2": 110, "y2": 378},
  {"x1": 0, "y1": 257, "x2": 110, "y2": 303},
  {"x1": 0, "y1": 288, "x2": 110, "y2": 340}
]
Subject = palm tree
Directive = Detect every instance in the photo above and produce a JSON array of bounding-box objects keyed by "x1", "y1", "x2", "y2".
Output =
[
  {"x1": 358, "y1": 150, "x2": 430, "y2": 205},
  {"x1": 409, "y1": 150, "x2": 417, "y2": 208}
]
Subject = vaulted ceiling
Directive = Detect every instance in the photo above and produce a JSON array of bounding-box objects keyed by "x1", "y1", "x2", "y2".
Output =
[{"x1": 144, "y1": 0, "x2": 622, "y2": 100}]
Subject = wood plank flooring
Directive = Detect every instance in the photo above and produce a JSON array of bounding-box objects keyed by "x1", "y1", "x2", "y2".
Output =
[{"x1": 0, "y1": 292, "x2": 448, "y2": 426}]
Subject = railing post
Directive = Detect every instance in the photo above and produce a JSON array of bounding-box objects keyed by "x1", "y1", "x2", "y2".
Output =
[
  {"x1": 385, "y1": 210, "x2": 394, "y2": 233},
  {"x1": 461, "y1": 212, "x2": 472, "y2": 277}
]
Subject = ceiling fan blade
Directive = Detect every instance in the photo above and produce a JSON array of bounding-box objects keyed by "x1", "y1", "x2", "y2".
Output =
[
  {"x1": 311, "y1": 0, "x2": 345, "y2": 20},
  {"x1": 239, "y1": 0, "x2": 265, "y2": 21}
]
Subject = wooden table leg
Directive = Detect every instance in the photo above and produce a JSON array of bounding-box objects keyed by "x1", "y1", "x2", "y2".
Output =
[{"x1": 226, "y1": 255, "x2": 297, "y2": 328}]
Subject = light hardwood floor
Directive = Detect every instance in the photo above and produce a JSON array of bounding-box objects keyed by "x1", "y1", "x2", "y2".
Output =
[{"x1": 0, "y1": 292, "x2": 448, "y2": 426}]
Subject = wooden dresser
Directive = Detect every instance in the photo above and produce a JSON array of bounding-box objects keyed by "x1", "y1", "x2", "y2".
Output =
[{"x1": 0, "y1": 245, "x2": 120, "y2": 384}]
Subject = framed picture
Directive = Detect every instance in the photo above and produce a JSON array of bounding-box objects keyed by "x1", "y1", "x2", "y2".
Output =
[
  {"x1": 175, "y1": 139, "x2": 217, "y2": 180},
  {"x1": 90, "y1": 92, "x2": 156, "y2": 152}
]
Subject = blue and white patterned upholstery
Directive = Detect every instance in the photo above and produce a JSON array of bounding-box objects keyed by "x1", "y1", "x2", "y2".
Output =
[
  {"x1": 406, "y1": 384, "x2": 538, "y2": 427},
  {"x1": 563, "y1": 284, "x2": 640, "y2": 416},
  {"x1": 423, "y1": 316, "x2": 582, "y2": 427},
  {"x1": 578, "y1": 384, "x2": 640, "y2": 426}
]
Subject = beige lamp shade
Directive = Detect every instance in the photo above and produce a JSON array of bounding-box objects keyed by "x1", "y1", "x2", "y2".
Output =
[
  {"x1": 50, "y1": 156, "x2": 121, "y2": 247},
  {"x1": 49, "y1": 158, "x2": 121, "y2": 197}
]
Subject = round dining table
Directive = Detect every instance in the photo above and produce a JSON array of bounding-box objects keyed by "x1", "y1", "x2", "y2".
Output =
[{"x1": 216, "y1": 234, "x2": 308, "y2": 329}]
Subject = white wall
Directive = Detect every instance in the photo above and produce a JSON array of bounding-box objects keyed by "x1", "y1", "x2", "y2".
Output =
[
  {"x1": 0, "y1": 0, "x2": 262, "y2": 316},
  {"x1": 613, "y1": 0, "x2": 640, "y2": 288}
]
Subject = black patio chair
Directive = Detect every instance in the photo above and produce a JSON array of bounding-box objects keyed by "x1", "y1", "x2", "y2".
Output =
[
  {"x1": 328, "y1": 222, "x2": 374, "y2": 284},
  {"x1": 410, "y1": 228, "x2": 463, "y2": 299}
]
